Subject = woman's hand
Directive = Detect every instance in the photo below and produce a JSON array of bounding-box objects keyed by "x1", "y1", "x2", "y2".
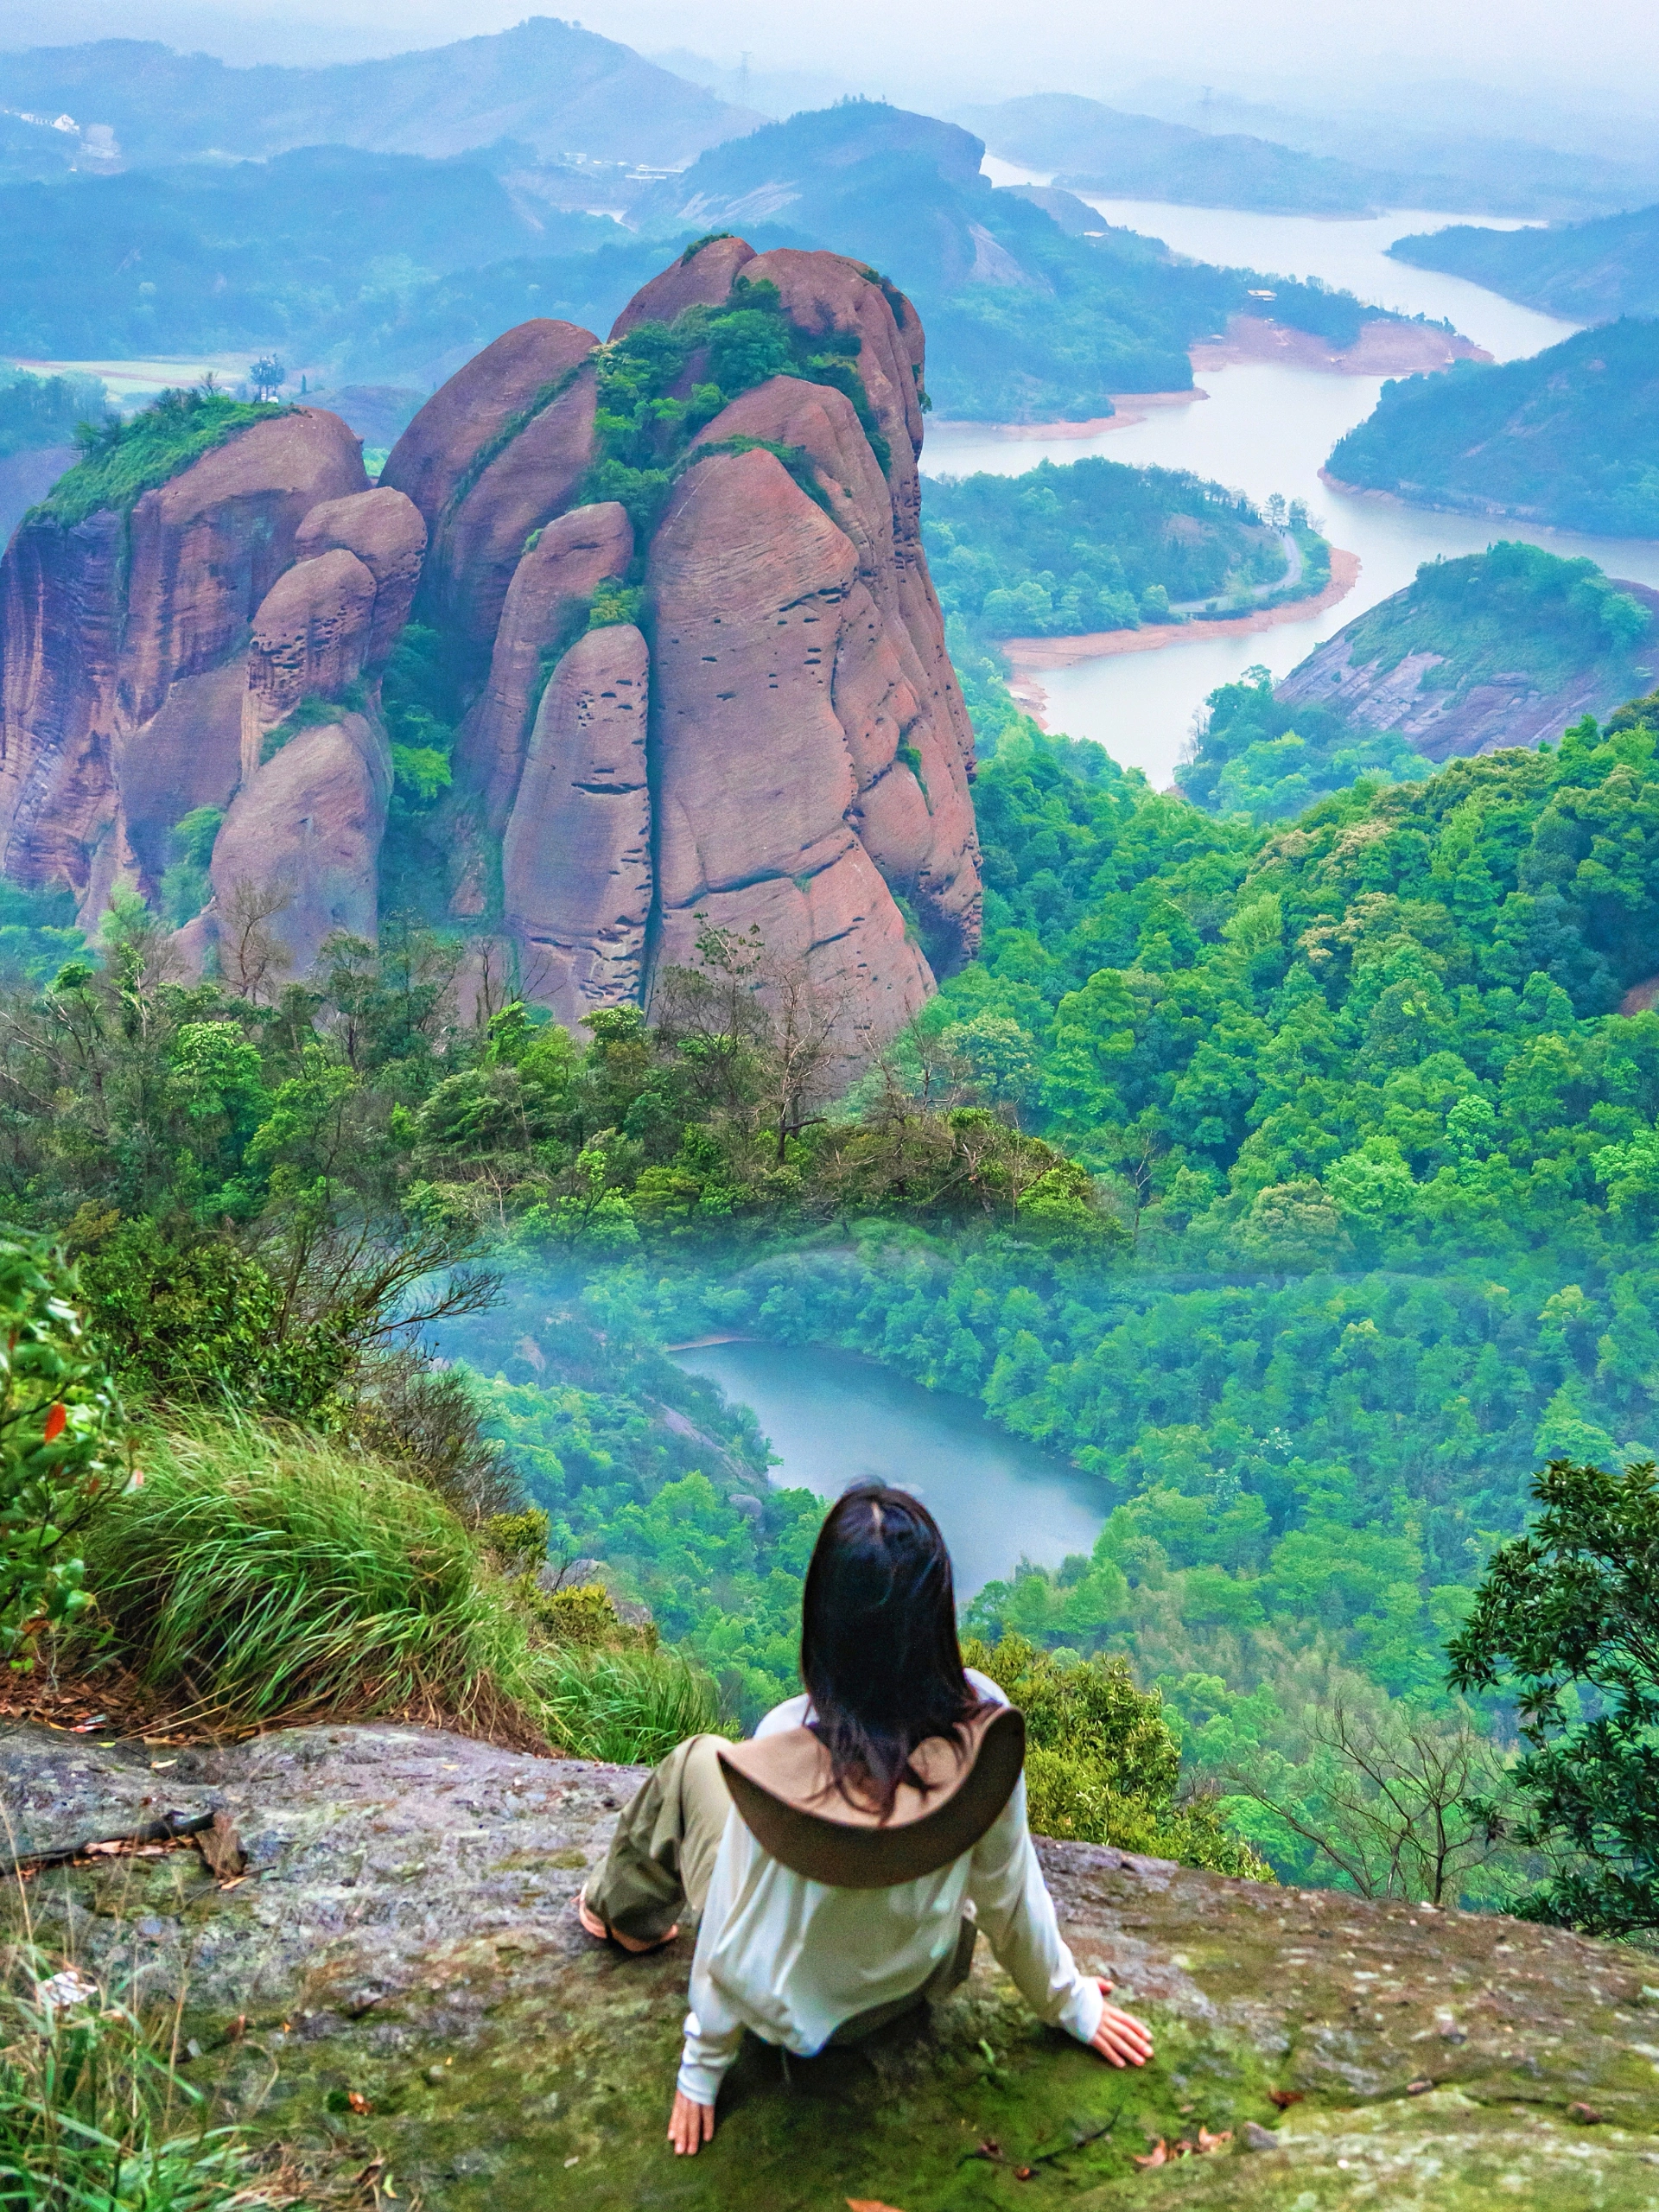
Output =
[
  {"x1": 669, "y1": 2090, "x2": 715, "y2": 2155},
  {"x1": 1090, "y1": 1980, "x2": 1154, "y2": 2068}
]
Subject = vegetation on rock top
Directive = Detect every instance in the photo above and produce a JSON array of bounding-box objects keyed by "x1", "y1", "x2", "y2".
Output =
[{"x1": 36, "y1": 385, "x2": 288, "y2": 525}]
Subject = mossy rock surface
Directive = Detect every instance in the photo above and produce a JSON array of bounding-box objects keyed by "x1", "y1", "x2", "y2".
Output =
[{"x1": 6, "y1": 1721, "x2": 1659, "y2": 2209}]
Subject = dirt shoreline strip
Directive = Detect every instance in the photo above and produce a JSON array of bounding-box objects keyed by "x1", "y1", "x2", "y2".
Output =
[
  {"x1": 929, "y1": 391, "x2": 1207, "y2": 442},
  {"x1": 1002, "y1": 548, "x2": 1362, "y2": 725}
]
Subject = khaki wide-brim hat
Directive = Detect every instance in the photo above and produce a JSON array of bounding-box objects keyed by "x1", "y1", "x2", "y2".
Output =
[{"x1": 717, "y1": 1703, "x2": 1027, "y2": 1888}]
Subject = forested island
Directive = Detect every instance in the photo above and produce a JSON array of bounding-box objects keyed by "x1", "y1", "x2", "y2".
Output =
[
  {"x1": 922, "y1": 454, "x2": 1325, "y2": 646},
  {"x1": 1325, "y1": 317, "x2": 1659, "y2": 537}
]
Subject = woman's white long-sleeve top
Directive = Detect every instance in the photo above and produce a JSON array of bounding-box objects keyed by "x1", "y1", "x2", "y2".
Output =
[{"x1": 677, "y1": 1669, "x2": 1104, "y2": 2104}]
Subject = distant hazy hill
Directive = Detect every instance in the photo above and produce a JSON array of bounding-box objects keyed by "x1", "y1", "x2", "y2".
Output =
[
  {"x1": 0, "y1": 145, "x2": 636, "y2": 366},
  {"x1": 1327, "y1": 319, "x2": 1659, "y2": 538},
  {"x1": 0, "y1": 20, "x2": 763, "y2": 167},
  {"x1": 637, "y1": 102, "x2": 1408, "y2": 419},
  {"x1": 958, "y1": 94, "x2": 1386, "y2": 214},
  {"x1": 1392, "y1": 205, "x2": 1659, "y2": 323}
]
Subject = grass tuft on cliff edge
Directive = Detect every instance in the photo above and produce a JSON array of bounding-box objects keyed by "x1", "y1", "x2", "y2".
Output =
[
  {"x1": 35, "y1": 385, "x2": 288, "y2": 526},
  {"x1": 75, "y1": 1411, "x2": 721, "y2": 1764}
]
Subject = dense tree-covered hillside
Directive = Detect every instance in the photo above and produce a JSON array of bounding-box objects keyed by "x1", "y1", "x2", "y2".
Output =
[
  {"x1": 1326, "y1": 318, "x2": 1659, "y2": 537},
  {"x1": 1181, "y1": 543, "x2": 1656, "y2": 820},
  {"x1": 1391, "y1": 202, "x2": 1659, "y2": 322}
]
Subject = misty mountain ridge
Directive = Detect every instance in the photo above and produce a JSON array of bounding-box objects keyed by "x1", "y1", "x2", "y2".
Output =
[
  {"x1": 0, "y1": 19, "x2": 764, "y2": 169},
  {"x1": 958, "y1": 93, "x2": 1393, "y2": 216}
]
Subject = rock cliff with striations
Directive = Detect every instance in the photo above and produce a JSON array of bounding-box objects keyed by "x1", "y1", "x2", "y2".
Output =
[{"x1": 0, "y1": 238, "x2": 982, "y2": 1061}]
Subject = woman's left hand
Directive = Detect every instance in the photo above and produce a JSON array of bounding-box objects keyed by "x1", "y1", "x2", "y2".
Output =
[
  {"x1": 669, "y1": 2090, "x2": 716, "y2": 2154},
  {"x1": 1090, "y1": 1980, "x2": 1154, "y2": 2067}
]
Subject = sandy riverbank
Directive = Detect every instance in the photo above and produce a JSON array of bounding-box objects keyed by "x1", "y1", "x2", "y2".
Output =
[
  {"x1": 1192, "y1": 314, "x2": 1491, "y2": 377},
  {"x1": 1002, "y1": 547, "x2": 1362, "y2": 722}
]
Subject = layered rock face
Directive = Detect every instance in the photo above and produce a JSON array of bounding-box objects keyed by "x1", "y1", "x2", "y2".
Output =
[
  {"x1": 0, "y1": 238, "x2": 982, "y2": 1064},
  {"x1": 503, "y1": 622, "x2": 652, "y2": 1023}
]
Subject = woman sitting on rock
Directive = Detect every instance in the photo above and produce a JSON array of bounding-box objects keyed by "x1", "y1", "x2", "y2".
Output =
[{"x1": 576, "y1": 1480, "x2": 1154, "y2": 2156}]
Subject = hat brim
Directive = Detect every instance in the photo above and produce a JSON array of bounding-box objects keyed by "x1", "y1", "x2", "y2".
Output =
[{"x1": 717, "y1": 1705, "x2": 1026, "y2": 1889}]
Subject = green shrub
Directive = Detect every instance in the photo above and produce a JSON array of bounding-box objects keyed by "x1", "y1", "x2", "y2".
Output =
[
  {"x1": 0, "y1": 1943, "x2": 259, "y2": 2212},
  {"x1": 964, "y1": 1631, "x2": 1271, "y2": 1879},
  {"x1": 0, "y1": 1230, "x2": 125, "y2": 1669},
  {"x1": 1449, "y1": 1454, "x2": 1659, "y2": 1935},
  {"x1": 74, "y1": 1218, "x2": 355, "y2": 1421}
]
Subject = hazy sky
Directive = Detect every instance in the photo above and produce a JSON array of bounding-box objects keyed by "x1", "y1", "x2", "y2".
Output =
[{"x1": 6, "y1": 0, "x2": 1656, "y2": 126}]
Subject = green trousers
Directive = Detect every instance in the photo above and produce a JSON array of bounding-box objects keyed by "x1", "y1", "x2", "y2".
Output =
[{"x1": 584, "y1": 1733, "x2": 978, "y2": 2044}]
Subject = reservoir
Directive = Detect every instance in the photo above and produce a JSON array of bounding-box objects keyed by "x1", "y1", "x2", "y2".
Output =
[
  {"x1": 671, "y1": 1338, "x2": 1103, "y2": 1599},
  {"x1": 932, "y1": 176, "x2": 1659, "y2": 785}
]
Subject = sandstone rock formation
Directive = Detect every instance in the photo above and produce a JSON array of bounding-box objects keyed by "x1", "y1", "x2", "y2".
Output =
[
  {"x1": 0, "y1": 239, "x2": 984, "y2": 1066},
  {"x1": 210, "y1": 708, "x2": 391, "y2": 979},
  {"x1": 647, "y1": 443, "x2": 934, "y2": 1040},
  {"x1": 6, "y1": 1719, "x2": 1656, "y2": 2212},
  {"x1": 0, "y1": 409, "x2": 365, "y2": 916},
  {"x1": 381, "y1": 319, "x2": 599, "y2": 667},
  {"x1": 456, "y1": 500, "x2": 633, "y2": 837},
  {"x1": 240, "y1": 548, "x2": 378, "y2": 779},
  {"x1": 292, "y1": 485, "x2": 426, "y2": 666},
  {"x1": 503, "y1": 621, "x2": 652, "y2": 1024},
  {"x1": 609, "y1": 232, "x2": 757, "y2": 337}
]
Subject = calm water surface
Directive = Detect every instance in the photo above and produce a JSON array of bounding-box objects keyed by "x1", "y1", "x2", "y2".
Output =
[
  {"x1": 671, "y1": 1339, "x2": 1102, "y2": 1597},
  {"x1": 935, "y1": 175, "x2": 1659, "y2": 785}
]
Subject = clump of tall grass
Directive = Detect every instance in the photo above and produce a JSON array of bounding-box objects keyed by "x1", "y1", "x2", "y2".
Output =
[
  {"x1": 79, "y1": 1415, "x2": 721, "y2": 1763},
  {"x1": 0, "y1": 1943, "x2": 262, "y2": 2211}
]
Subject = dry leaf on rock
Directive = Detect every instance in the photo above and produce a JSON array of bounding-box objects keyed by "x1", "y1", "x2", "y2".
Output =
[
  {"x1": 1407, "y1": 2077, "x2": 1433, "y2": 2095},
  {"x1": 1198, "y1": 2126, "x2": 1232, "y2": 2152},
  {"x1": 346, "y1": 2090, "x2": 372, "y2": 2115},
  {"x1": 194, "y1": 1811, "x2": 246, "y2": 1879},
  {"x1": 1132, "y1": 2139, "x2": 1168, "y2": 2169}
]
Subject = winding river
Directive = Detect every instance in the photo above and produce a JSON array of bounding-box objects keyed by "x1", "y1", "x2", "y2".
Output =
[
  {"x1": 672, "y1": 1339, "x2": 1103, "y2": 1597},
  {"x1": 935, "y1": 170, "x2": 1659, "y2": 785}
]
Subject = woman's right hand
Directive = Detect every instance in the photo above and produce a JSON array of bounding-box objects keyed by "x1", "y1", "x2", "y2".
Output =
[{"x1": 1090, "y1": 1980, "x2": 1154, "y2": 2067}]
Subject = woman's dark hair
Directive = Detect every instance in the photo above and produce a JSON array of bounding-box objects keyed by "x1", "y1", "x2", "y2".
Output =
[{"x1": 799, "y1": 1482, "x2": 987, "y2": 1819}]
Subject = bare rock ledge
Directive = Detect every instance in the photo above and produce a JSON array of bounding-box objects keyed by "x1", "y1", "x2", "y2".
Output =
[{"x1": 5, "y1": 1720, "x2": 1658, "y2": 2209}]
